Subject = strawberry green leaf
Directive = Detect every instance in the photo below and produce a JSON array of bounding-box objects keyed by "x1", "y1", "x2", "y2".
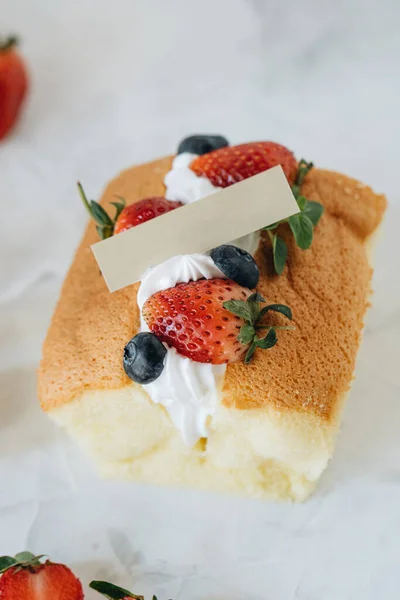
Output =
[
  {"x1": 96, "y1": 225, "x2": 113, "y2": 240},
  {"x1": 248, "y1": 292, "x2": 265, "y2": 303},
  {"x1": 244, "y1": 341, "x2": 257, "y2": 364},
  {"x1": 259, "y1": 304, "x2": 292, "y2": 320},
  {"x1": 249, "y1": 302, "x2": 260, "y2": 324},
  {"x1": 303, "y1": 200, "x2": 324, "y2": 226},
  {"x1": 296, "y1": 195, "x2": 307, "y2": 211},
  {"x1": 90, "y1": 200, "x2": 114, "y2": 227},
  {"x1": 0, "y1": 36, "x2": 19, "y2": 52},
  {"x1": 291, "y1": 160, "x2": 313, "y2": 200},
  {"x1": 256, "y1": 327, "x2": 277, "y2": 349},
  {"x1": 223, "y1": 299, "x2": 252, "y2": 322},
  {"x1": 238, "y1": 324, "x2": 256, "y2": 345},
  {"x1": 291, "y1": 184, "x2": 300, "y2": 199},
  {"x1": 224, "y1": 290, "x2": 294, "y2": 365},
  {"x1": 247, "y1": 292, "x2": 265, "y2": 323},
  {"x1": 14, "y1": 552, "x2": 34, "y2": 562},
  {"x1": 89, "y1": 580, "x2": 143, "y2": 599},
  {"x1": 14, "y1": 551, "x2": 40, "y2": 564},
  {"x1": 0, "y1": 553, "x2": 45, "y2": 574},
  {"x1": 110, "y1": 198, "x2": 126, "y2": 222},
  {"x1": 263, "y1": 220, "x2": 282, "y2": 231},
  {"x1": 295, "y1": 159, "x2": 314, "y2": 187},
  {"x1": 263, "y1": 159, "x2": 315, "y2": 275},
  {"x1": 96, "y1": 226, "x2": 105, "y2": 239},
  {"x1": 78, "y1": 182, "x2": 118, "y2": 240},
  {"x1": 289, "y1": 213, "x2": 314, "y2": 250},
  {"x1": 77, "y1": 181, "x2": 93, "y2": 218},
  {"x1": 272, "y1": 235, "x2": 288, "y2": 275},
  {"x1": 0, "y1": 556, "x2": 18, "y2": 573},
  {"x1": 105, "y1": 226, "x2": 115, "y2": 239}
]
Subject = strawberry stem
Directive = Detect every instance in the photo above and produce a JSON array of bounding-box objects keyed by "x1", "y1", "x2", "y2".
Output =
[
  {"x1": 223, "y1": 295, "x2": 294, "y2": 363},
  {"x1": 0, "y1": 36, "x2": 18, "y2": 51},
  {"x1": 263, "y1": 159, "x2": 324, "y2": 275},
  {"x1": 77, "y1": 182, "x2": 93, "y2": 218},
  {"x1": 0, "y1": 552, "x2": 46, "y2": 575},
  {"x1": 77, "y1": 182, "x2": 126, "y2": 240},
  {"x1": 256, "y1": 325, "x2": 295, "y2": 331},
  {"x1": 294, "y1": 159, "x2": 314, "y2": 189}
]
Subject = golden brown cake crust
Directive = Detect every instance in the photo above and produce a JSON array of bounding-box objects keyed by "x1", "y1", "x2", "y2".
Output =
[{"x1": 38, "y1": 156, "x2": 387, "y2": 420}]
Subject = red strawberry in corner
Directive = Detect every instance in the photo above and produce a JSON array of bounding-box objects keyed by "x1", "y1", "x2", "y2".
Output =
[
  {"x1": 190, "y1": 141, "x2": 297, "y2": 187},
  {"x1": 0, "y1": 36, "x2": 29, "y2": 141},
  {"x1": 78, "y1": 183, "x2": 183, "y2": 240},
  {"x1": 0, "y1": 552, "x2": 84, "y2": 600}
]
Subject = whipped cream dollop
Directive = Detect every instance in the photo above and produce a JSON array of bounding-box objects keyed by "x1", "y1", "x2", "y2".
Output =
[
  {"x1": 137, "y1": 255, "x2": 227, "y2": 447},
  {"x1": 165, "y1": 152, "x2": 218, "y2": 204},
  {"x1": 136, "y1": 152, "x2": 261, "y2": 446}
]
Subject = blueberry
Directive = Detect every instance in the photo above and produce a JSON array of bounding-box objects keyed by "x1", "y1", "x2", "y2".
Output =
[
  {"x1": 123, "y1": 332, "x2": 167, "y2": 385},
  {"x1": 210, "y1": 245, "x2": 260, "y2": 289},
  {"x1": 177, "y1": 134, "x2": 229, "y2": 156}
]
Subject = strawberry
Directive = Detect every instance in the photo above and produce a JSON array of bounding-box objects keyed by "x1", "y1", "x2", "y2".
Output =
[
  {"x1": 0, "y1": 36, "x2": 29, "y2": 141},
  {"x1": 114, "y1": 197, "x2": 183, "y2": 234},
  {"x1": 190, "y1": 141, "x2": 297, "y2": 187},
  {"x1": 143, "y1": 278, "x2": 250, "y2": 364},
  {"x1": 142, "y1": 280, "x2": 293, "y2": 364},
  {"x1": 78, "y1": 183, "x2": 183, "y2": 240},
  {"x1": 0, "y1": 552, "x2": 83, "y2": 600}
]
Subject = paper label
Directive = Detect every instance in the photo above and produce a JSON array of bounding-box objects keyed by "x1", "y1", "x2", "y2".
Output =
[{"x1": 92, "y1": 165, "x2": 298, "y2": 292}]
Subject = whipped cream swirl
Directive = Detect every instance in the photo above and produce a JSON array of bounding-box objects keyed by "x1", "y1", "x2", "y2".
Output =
[
  {"x1": 136, "y1": 152, "x2": 261, "y2": 446},
  {"x1": 137, "y1": 255, "x2": 227, "y2": 447}
]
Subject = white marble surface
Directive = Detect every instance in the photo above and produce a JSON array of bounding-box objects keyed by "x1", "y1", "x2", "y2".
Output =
[{"x1": 1, "y1": 0, "x2": 400, "y2": 598}]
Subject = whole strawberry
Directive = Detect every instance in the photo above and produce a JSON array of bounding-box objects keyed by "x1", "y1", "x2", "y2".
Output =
[
  {"x1": 0, "y1": 36, "x2": 28, "y2": 140},
  {"x1": 143, "y1": 278, "x2": 251, "y2": 364},
  {"x1": 190, "y1": 141, "x2": 297, "y2": 187},
  {"x1": 142, "y1": 279, "x2": 293, "y2": 365},
  {"x1": 78, "y1": 183, "x2": 183, "y2": 240},
  {"x1": 0, "y1": 552, "x2": 83, "y2": 600},
  {"x1": 114, "y1": 197, "x2": 183, "y2": 234}
]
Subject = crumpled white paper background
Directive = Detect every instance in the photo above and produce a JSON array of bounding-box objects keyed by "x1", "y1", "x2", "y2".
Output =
[{"x1": 1, "y1": 0, "x2": 400, "y2": 598}]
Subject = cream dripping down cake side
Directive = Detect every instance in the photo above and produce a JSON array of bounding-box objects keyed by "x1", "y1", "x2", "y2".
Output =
[{"x1": 38, "y1": 136, "x2": 387, "y2": 501}]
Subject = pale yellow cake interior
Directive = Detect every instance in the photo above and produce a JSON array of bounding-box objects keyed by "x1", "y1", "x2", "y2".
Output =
[{"x1": 50, "y1": 384, "x2": 346, "y2": 501}]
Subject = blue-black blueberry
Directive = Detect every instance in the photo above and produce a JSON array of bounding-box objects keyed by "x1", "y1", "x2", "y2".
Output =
[
  {"x1": 123, "y1": 332, "x2": 167, "y2": 385},
  {"x1": 210, "y1": 244, "x2": 259, "y2": 289},
  {"x1": 177, "y1": 134, "x2": 229, "y2": 156}
]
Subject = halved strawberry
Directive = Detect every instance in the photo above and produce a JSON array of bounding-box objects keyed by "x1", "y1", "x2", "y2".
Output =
[
  {"x1": 0, "y1": 552, "x2": 83, "y2": 600},
  {"x1": 78, "y1": 183, "x2": 183, "y2": 240},
  {"x1": 190, "y1": 141, "x2": 297, "y2": 187},
  {"x1": 142, "y1": 279, "x2": 293, "y2": 365}
]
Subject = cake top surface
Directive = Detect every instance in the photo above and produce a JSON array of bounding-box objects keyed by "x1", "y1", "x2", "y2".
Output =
[{"x1": 38, "y1": 155, "x2": 387, "y2": 420}]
